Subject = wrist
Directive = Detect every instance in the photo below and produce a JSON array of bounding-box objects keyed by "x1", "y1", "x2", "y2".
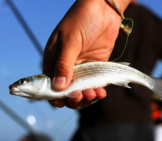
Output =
[
  {"x1": 114, "y1": 0, "x2": 131, "y2": 12},
  {"x1": 104, "y1": 0, "x2": 133, "y2": 35},
  {"x1": 104, "y1": 0, "x2": 131, "y2": 19}
]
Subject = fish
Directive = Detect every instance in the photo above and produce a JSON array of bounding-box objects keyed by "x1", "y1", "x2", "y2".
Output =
[{"x1": 9, "y1": 61, "x2": 162, "y2": 100}]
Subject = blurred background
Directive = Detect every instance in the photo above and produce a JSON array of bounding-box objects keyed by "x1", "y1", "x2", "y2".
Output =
[{"x1": 0, "y1": 0, "x2": 162, "y2": 141}]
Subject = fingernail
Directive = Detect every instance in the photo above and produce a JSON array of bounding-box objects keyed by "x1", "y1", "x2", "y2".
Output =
[{"x1": 53, "y1": 76, "x2": 66, "y2": 89}]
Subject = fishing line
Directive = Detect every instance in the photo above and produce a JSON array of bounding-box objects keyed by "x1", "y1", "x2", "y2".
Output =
[
  {"x1": 54, "y1": 99, "x2": 99, "y2": 141},
  {"x1": 105, "y1": 0, "x2": 134, "y2": 61},
  {"x1": 113, "y1": 17, "x2": 134, "y2": 62},
  {"x1": 54, "y1": 109, "x2": 78, "y2": 141}
]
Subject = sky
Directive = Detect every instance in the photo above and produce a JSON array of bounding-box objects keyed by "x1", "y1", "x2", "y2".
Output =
[{"x1": 0, "y1": 0, "x2": 162, "y2": 141}]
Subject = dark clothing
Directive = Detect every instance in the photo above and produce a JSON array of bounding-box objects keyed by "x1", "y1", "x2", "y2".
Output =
[
  {"x1": 72, "y1": 3, "x2": 162, "y2": 141},
  {"x1": 72, "y1": 124, "x2": 153, "y2": 141}
]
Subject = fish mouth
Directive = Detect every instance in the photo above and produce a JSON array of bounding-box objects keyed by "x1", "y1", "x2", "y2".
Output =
[
  {"x1": 9, "y1": 86, "x2": 19, "y2": 95},
  {"x1": 9, "y1": 84, "x2": 18, "y2": 95},
  {"x1": 9, "y1": 86, "x2": 41, "y2": 100},
  {"x1": 10, "y1": 87, "x2": 32, "y2": 99}
]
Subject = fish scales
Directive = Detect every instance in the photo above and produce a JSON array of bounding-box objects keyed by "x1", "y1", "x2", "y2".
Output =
[
  {"x1": 9, "y1": 61, "x2": 162, "y2": 100},
  {"x1": 74, "y1": 62, "x2": 151, "y2": 87}
]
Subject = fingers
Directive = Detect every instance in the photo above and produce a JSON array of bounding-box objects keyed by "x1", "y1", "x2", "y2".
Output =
[
  {"x1": 94, "y1": 87, "x2": 107, "y2": 99},
  {"x1": 67, "y1": 91, "x2": 83, "y2": 109},
  {"x1": 49, "y1": 88, "x2": 107, "y2": 109},
  {"x1": 49, "y1": 99, "x2": 66, "y2": 108},
  {"x1": 68, "y1": 88, "x2": 106, "y2": 109}
]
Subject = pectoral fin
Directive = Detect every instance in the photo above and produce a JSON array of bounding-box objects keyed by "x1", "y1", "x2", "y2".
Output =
[
  {"x1": 118, "y1": 62, "x2": 130, "y2": 66},
  {"x1": 115, "y1": 82, "x2": 131, "y2": 88}
]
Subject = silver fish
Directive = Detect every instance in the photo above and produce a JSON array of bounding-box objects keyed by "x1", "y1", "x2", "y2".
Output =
[{"x1": 9, "y1": 61, "x2": 162, "y2": 100}]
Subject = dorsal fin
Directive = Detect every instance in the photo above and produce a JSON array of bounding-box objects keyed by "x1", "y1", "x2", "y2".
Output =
[
  {"x1": 75, "y1": 58, "x2": 96, "y2": 65},
  {"x1": 81, "y1": 58, "x2": 96, "y2": 63},
  {"x1": 118, "y1": 62, "x2": 130, "y2": 66}
]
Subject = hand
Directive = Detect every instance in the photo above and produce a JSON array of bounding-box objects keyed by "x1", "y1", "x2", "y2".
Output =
[{"x1": 43, "y1": 0, "x2": 125, "y2": 108}]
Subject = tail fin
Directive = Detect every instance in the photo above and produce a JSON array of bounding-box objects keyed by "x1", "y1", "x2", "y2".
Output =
[{"x1": 151, "y1": 77, "x2": 162, "y2": 100}]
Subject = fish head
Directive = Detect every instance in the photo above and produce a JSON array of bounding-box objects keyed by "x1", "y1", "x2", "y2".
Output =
[{"x1": 9, "y1": 74, "x2": 47, "y2": 100}]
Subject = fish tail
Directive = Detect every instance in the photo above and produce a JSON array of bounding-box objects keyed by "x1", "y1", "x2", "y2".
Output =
[{"x1": 151, "y1": 77, "x2": 162, "y2": 100}]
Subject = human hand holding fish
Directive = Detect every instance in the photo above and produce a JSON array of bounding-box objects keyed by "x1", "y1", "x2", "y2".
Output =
[{"x1": 42, "y1": 0, "x2": 124, "y2": 108}]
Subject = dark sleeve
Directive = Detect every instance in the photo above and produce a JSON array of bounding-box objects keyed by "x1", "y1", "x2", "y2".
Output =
[{"x1": 79, "y1": 3, "x2": 162, "y2": 126}]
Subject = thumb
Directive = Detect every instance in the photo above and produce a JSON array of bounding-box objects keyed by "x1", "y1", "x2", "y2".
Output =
[{"x1": 53, "y1": 40, "x2": 80, "y2": 91}]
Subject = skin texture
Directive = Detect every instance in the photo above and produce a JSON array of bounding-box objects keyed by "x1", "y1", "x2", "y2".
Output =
[{"x1": 43, "y1": 0, "x2": 131, "y2": 108}]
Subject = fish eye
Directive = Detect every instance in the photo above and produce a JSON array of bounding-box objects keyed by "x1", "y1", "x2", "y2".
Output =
[{"x1": 19, "y1": 79, "x2": 26, "y2": 85}]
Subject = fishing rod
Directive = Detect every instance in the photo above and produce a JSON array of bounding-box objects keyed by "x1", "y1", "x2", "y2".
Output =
[
  {"x1": 5, "y1": 0, "x2": 44, "y2": 57},
  {"x1": 0, "y1": 100, "x2": 35, "y2": 133},
  {"x1": 0, "y1": 100, "x2": 51, "y2": 141}
]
